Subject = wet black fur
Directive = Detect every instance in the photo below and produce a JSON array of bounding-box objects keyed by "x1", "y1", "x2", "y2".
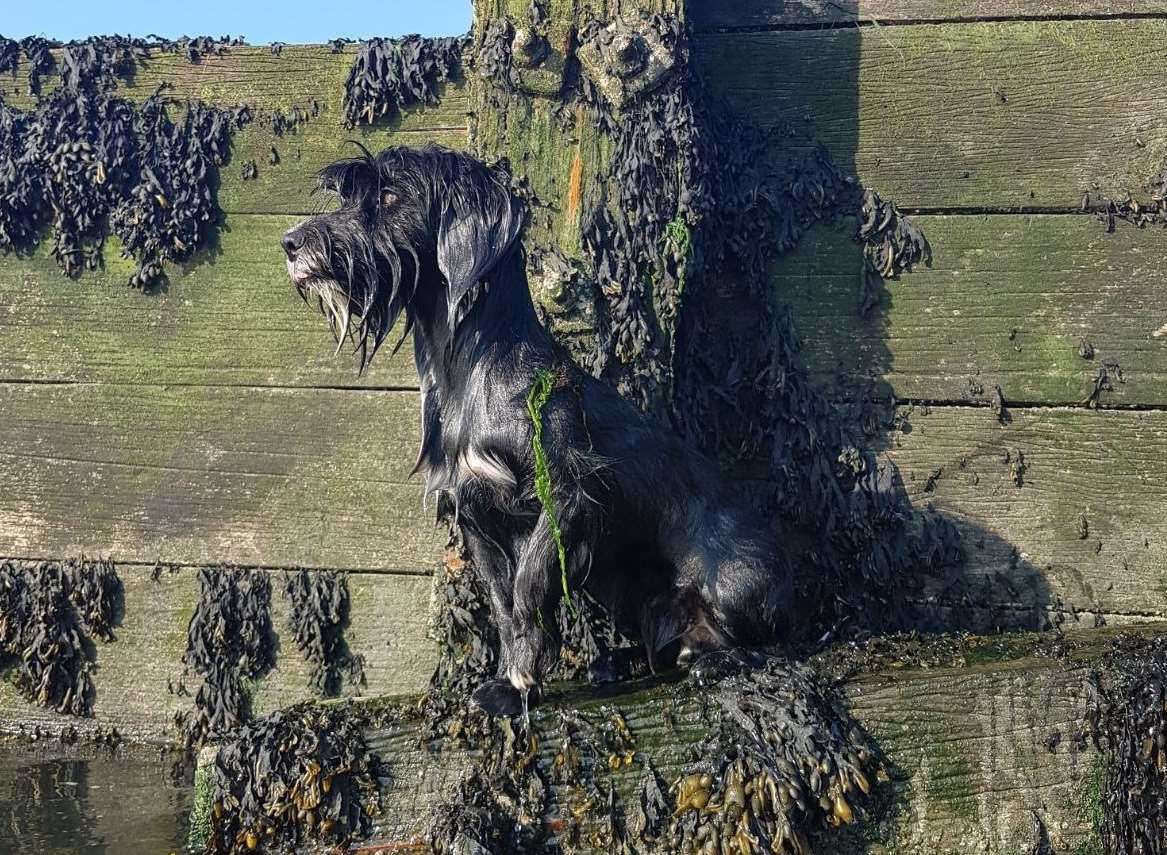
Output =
[{"x1": 283, "y1": 144, "x2": 794, "y2": 714}]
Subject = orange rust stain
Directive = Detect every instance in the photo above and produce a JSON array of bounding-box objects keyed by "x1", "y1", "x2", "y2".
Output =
[{"x1": 565, "y1": 147, "x2": 584, "y2": 225}]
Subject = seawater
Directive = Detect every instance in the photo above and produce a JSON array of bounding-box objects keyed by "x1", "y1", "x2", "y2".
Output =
[{"x1": 0, "y1": 748, "x2": 192, "y2": 855}]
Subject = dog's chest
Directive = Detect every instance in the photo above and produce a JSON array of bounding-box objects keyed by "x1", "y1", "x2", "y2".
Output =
[{"x1": 417, "y1": 389, "x2": 521, "y2": 500}]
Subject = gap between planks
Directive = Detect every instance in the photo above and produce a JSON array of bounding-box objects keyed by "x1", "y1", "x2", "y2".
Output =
[
  {"x1": 0, "y1": 555, "x2": 437, "y2": 578},
  {"x1": 0, "y1": 554, "x2": 1161, "y2": 623},
  {"x1": 0, "y1": 378, "x2": 422, "y2": 393},
  {"x1": 4, "y1": 381, "x2": 1165, "y2": 414}
]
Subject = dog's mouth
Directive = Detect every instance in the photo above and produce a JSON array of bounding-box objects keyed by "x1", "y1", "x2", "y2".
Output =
[{"x1": 286, "y1": 256, "x2": 330, "y2": 288}]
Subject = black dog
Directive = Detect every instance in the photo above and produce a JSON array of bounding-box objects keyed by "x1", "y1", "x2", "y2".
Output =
[{"x1": 282, "y1": 144, "x2": 793, "y2": 715}]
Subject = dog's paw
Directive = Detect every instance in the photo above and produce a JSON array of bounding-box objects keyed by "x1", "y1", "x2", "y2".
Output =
[
  {"x1": 687, "y1": 647, "x2": 765, "y2": 687},
  {"x1": 470, "y1": 679, "x2": 529, "y2": 717},
  {"x1": 587, "y1": 652, "x2": 621, "y2": 685}
]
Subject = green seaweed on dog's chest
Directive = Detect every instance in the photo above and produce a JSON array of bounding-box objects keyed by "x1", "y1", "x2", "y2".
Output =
[{"x1": 527, "y1": 367, "x2": 575, "y2": 616}]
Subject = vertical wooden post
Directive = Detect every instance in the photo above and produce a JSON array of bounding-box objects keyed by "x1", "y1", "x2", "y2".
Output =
[{"x1": 468, "y1": 0, "x2": 683, "y2": 325}]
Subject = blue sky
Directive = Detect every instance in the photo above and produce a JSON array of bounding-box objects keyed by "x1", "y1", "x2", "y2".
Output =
[{"x1": 3, "y1": 0, "x2": 473, "y2": 43}]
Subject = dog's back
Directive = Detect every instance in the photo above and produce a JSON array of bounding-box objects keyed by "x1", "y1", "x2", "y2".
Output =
[{"x1": 570, "y1": 367, "x2": 794, "y2": 665}]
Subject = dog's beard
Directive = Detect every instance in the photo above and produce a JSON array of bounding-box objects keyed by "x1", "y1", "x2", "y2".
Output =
[
  {"x1": 290, "y1": 230, "x2": 419, "y2": 370},
  {"x1": 289, "y1": 249, "x2": 357, "y2": 356}
]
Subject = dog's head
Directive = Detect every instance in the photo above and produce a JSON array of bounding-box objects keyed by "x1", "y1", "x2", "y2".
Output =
[{"x1": 281, "y1": 144, "x2": 526, "y2": 368}]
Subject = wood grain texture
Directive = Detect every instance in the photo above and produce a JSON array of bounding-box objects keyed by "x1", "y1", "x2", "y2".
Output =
[
  {"x1": 327, "y1": 625, "x2": 1137, "y2": 853},
  {"x1": 838, "y1": 651, "x2": 1102, "y2": 853},
  {"x1": 0, "y1": 214, "x2": 419, "y2": 388},
  {"x1": 0, "y1": 565, "x2": 436, "y2": 743},
  {"x1": 0, "y1": 383, "x2": 443, "y2": 572},
  {"x1": 887, "y1": 404, "x2": 1167, "y2": 619},
  {"x1": 694, "y1": 19, "x2": 1167, "y2": 209},
  {"x1": 0, "y1": 46, "x2": 469, "y2": 215},
  {"x1": 778, "y1": 214, "x2": 1167, "y2": 406},
  {"x1": 691, "y1": 0, "x2": 1167, "y2": 29},
  {"x1": 3, "y1": 381, "x2": 1164, "y2": 618}
]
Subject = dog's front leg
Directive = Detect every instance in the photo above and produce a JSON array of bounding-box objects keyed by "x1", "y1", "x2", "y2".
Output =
[
  {"x1": 459, "y1": 529, "x2": 515, "y2": 679},
  {"x1": 470, "y1": 511, "x2": 569, "y2": 716}
]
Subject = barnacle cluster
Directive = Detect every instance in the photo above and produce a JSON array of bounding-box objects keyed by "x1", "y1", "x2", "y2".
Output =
[
  {"x1": 282, "y1": 569, "x2": 364, "y2": 697},
  {"x1": 0, "y1": 34, "x2": 250, "y2": 288},
  {"x1": 342, "y1": 35, "x2": 467, "y2": 129},
  {"x1": 1094, "y1": 160, "x2": 1167, "y2": 232},
  {"x1": 1085, "y1": 633, "x2": 1167, "y2": 855},
  {"x1": 177, "y1": 566, "x2": 276, "y2": 750},
  {"x1": 0, "y1": 558, "x2": 120, "y2": 716},
  {"x1": 206, "y1": 702, "x2": 382, "y2": 853},
  {"x1": 663, "y1": 661, "x2": 884, "y2": 855}
]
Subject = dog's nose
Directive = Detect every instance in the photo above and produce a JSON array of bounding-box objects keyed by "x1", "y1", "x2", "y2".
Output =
[{"x1": 281, "y1": 230, "x2": 304, "y2": 260}]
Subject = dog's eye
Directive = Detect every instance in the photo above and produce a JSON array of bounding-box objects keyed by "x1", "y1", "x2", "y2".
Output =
[{"x1": 381, "y1": 190, "x2": 398, "y2": 207}]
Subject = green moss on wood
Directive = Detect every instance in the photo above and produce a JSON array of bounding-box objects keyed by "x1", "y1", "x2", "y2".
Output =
[
  {"x1": 1071, "y1": 757, "x2": 1106, "y2": 855},
  {"x1": 0, "y1": 382, "x2": 440, "y2": 570},
  {"x1": 921, "y1": 737, "x2": 979, "y2": 822},
  {"x1": 187, "y1": 755, "x2": 215, "y2": 850},
  {"x1": 778, "y1": 215, "x2": 1167, "y2": 407}
]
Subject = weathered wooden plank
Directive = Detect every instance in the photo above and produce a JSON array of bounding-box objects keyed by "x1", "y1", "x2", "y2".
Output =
[
  {"x1": 3, "y1": 383, "x2": 1164, "y2": 617},
  {"x1": 840, "y1": 653, "x2": 1101, "y2": 854},
  {"x1": 695, "y1": 20, "x2": 1167, "y2": 209},
  {"x1": 0, "y1": 214, "x2": 419, "y2": 388},
  {"x1": 0, "y1": 46, "x2": 469, "y2": 215},
  {"x1": 335, "y1": 625, "x2": 1133, "y2": 853},
  {"x1": 0, "y1": 383, "x2": 442, "y2": 571},
  {"x1": 0, "y1": 565, "x2": 436, "y2": 743},
  {"x1": 778, "y1": 214, "x2": 1167, "y2": 406},
  {"x1": 888, "y1": 404, "x2": 1167, "y2": 620},
  {"x1": 691, "y1": 0, "x2": 1167, "y2": 29}
]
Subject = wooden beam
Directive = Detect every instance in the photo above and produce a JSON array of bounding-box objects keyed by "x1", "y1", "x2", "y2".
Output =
[
  {"x1": 887, "y1": 403, "x2": 1167, "y2": 620},
  {"x1": 0, "y1": 564, "x2": 437, "y2": 743},
  {"x1": 694, "y1": 19, "x2": 1167, "y2": 209},
  {"x1": 3, "y1": 379, "x2": 1164, "y2": 618},
  {"x1": 306, "y1": 624, "x2": 1138, "y2": 853},
  {"x1": 0, "y1": 46, "x2": 469, "y2": 215},
  {"x1": 0, "y1": 383, "x2": 441, "y2": 571},
  {"x1": 778, "y1": 214, "x2": 1167, "y2": 407},
  {"x1": 0, "y1": 214, "x2": 419, "y2": 389}
]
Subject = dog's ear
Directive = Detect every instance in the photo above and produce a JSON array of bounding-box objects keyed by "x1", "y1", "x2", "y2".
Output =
[
  {"x1": 436, "y1": 177, "x2": 524, "y2": 329},
  {"x1": 316, "y1": 156, "x2": 377, "y2": 201}
]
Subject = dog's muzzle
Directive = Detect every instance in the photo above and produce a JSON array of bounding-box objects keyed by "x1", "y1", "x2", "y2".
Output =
[{"x1": 281, "y1": 226, "x2": 319, "y2": 286}]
